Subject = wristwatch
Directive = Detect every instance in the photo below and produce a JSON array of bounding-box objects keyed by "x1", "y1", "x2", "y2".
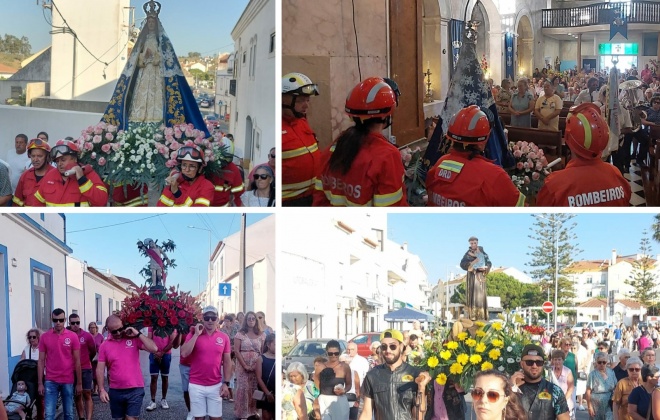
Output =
[
  {"x1": 136, "y1": 331, "x2": 142, "y2": 337},
  {"x1": 224, "y1": 381, "x2": 230, "y2": 386}
]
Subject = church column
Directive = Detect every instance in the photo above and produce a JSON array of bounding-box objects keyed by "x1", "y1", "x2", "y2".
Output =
[
  {"x1": 489, "y1": 30, "x2": 503, "y2": 83},
  {"x1": 440, "y1": 18, "x2": 450, "y2": 101},
  {"x1": 577, "y1": 34, "x2": 582, "y2": 72}
]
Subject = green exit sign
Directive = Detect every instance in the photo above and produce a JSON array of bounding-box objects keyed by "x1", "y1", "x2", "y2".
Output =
[{"x1": 599, "y1": 43, "x2": 638, "y2": 54}]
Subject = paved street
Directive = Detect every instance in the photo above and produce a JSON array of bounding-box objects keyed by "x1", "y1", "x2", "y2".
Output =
[{"x1": 60, "y1": 348, "x2": 239, "y2": 420}]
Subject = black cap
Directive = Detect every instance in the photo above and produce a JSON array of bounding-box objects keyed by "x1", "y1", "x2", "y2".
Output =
[{"x1": 521, "y1": 343, "x2": 546, "y2": 359}]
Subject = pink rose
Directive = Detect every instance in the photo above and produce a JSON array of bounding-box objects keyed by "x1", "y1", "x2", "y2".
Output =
[
  {"x1": 512, "y1": 145, "x2": 520, "y2": 151},
  {"x1": 170, "y1": 151, "x2": 177, "y2": 159},
  {"x1": 165, "y1": 159, "x2": 178, "y2": 168},
  {"x1": 101, "y1": 144, "x2": 112, "y2": 153},
  {"x1": 516, "y1": 141, "x2": 523, "y2": 148},
  {"x1": 112, "y1": 143, "x2": 120, "y2": 151},
  {"x1": 521, "y1": 146, "x2": 530, "y2": 154},
  {"x1": 541, "y1": 157, "x2": 548, "y2": 165},
  {"x1": 165, "y1": 134, "x2": 175, "y2": 144},
  {"x1": 184, "y1": 140, "x2": 194, "y2": 147},
  {"x1": 170, "y1": 141, "x2": 181, "y2": 150},
  {"x1": 93, "y1": 135, "x2": 102, "y2": 144},
  {"x1": 106, "y1": 124, "x2": 117, "y2": 133},
  {"x1": 105, "y1": 132, "x2": 114, "y2": 141},
  {"x1": 84, "y1": 143, "x2": 94, "y2": 151},
  {"x1": 513, "y1": 150, "x2": 523, "y2": 158},
  {"x1": 164, "y1": 127, "x2": 174, "y2": 137},
  {"x1": 98, "y1": 157, "x2": 107, "y2": 166},
  {"x1": 528, "y1": 152, "x2": 537, "y2": 160},
  {"x1": 185, "y1": 128, "x2": 194, "y2": 138},
  {"x1": 532, "y1": 172, "x2": 540, "y2": 181},
  {"x1": 516, "y1": 162, "x2": 524, "y2": 170},
  {"x1": 174, "y1": 128, "x2": 182, "y2": 139},
  {"x1": 194, "y1": 138, "x2": 203, "y2": 145},
  {"x1": 527, "y1": 158, "x2": 534, "y2": 168},
  {"x1": 93, "y1": 126, "x2": 103, "y2": 135},
  {"x1": 537, "y1": 149, "x2": 545, "y2": 156}
]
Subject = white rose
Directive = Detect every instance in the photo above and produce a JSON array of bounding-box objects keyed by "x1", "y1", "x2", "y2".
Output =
[{"x1": 507, "y1": 358, "x2": 514, "y2": 363}]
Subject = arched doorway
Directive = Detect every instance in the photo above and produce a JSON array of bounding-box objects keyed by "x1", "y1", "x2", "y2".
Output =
[
  {"x1": 422, "y1": 0, "x2": 441, "y2": 100},
  {"x1": 516, "y1": 15, "x2": 533, "y2": 78}
]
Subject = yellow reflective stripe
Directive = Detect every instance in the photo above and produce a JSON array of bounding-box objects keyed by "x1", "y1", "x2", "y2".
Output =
[
  {"x1": 194, "y1": 197, "x2": 210, "y2": 206},
  {"x1": 282, "y1": 178, "x2": 314, "y2": 199},
  {"x1": 314, "y1": 178, "x2": 323, "y2": 191},
  {"x1": 373, "y1": 188, "x2": 403, "y2": 207},
  {"x1": 96, "y1": 185, "x2": 108, "y2": 193},
  {"x1": 79, "y1": 180, "x2": 93, "y2": 194},
  {"x1": 515, "y1": 192, "x2": 526, "y2": 207},
  {"x1": 115, "y1": 196, "x2": 147, "y2": 207},
  {"x1": 323, "y1": 190, "x2": 373, "y2": 207},
  {"x1": 576, "y1": 113, "x2": 592, "y2": 149},
  {"x1": 230, "y1": 186, "x2": 244, "y2": 193},
  {"x1": 174, "y1": 197, "x2": 194, "y2": 207},
  {"x1": 34, "y1": 191, "x2": 46, "y2": 204},
  {"x1": 214, "y1": 185, "x2": 229, "y2": 192},
  {"x1": 329, "y1": 144, "x2": 336, "y2": 153},
  {"x1": 159, "y1": 194, "x2": 174, "y2": 206},
  {"x1": 12, "y1": 196, "x2": 25, "y2": 206},
  {"x1": 438, "y1": 160, "x2": 464, "y2": 173},
  {"x1": 45, "y1": 202, "x2": 90, "y2": 207},
  {"x1": 282, "y1": 143, "x2": 318, "y2": 159}
]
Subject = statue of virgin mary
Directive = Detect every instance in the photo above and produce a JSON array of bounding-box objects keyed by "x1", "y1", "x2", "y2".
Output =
[{"x1": 101, "y1": 0, "x2": 208, "y2": 135}]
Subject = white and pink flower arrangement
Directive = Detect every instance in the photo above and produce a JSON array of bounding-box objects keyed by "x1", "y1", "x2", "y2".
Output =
[
  {"x1": 77, "y1": 122, "x2": 232, "y2": 192},
  {"x1": 507, "y1": 141, "x2": 551, "y2": 197}
]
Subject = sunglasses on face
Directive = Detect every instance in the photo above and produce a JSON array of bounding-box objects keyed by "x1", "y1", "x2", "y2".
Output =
[
  {"x1": 327, "y1": 351, "x2": 340, "y2": 356},
  {"x1": 253, "y1": 174, "x2": 270, "y2": 180},
  {"x1": 29, "y1": 336, "x2": 37, "y2": 339},
  {"x1": 471, "y1": 388, "x2": 503, "y2": 403},
  {"x1": 628, "y1": 368, "x2": 641, "y2": 372},
  {"x1": 204, "y1": 316, "x2": 218, "y2": 322},
  {"x1": 381, "y1": 343, "x2": 399, "y2": 352},
  {"x1": 70, "y1": 321, "x2": 80, "y2": 325},
  {"x1": 110, "y1": 326, "x2": 125, "y2": 335},
  {"x1": 52, "y1": 318, "x2": 65, "y2": 323},
  {"x1": 523, "y1": 360, "x2": 544, "y2": 367},
  {"x1": 597, "y1": 361, "x2": 608, "y2": 365},
  {"x1": 269, "y1": 154, "x2": 275, "y2": 159}
]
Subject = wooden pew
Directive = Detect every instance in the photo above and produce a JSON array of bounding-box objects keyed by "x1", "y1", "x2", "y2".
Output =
[{"x1": 506, "y1": 125, "x2": 567, "y2": 167}]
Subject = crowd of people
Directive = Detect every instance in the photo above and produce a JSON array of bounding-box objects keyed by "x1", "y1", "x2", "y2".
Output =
[
  {"x1": 282, "y1": 321, "x2": 660, "y2": 420},
  {"x1": 0, "y1": 131, "x2": 276, "y2": 207},
  {"x1": 2, "y1": 307, "x2": 275, "y2": 420}
]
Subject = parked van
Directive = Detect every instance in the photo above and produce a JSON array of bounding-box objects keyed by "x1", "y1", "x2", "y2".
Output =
[{"x1": 572, "y1": 321, "x2": 608, "y2": 333}]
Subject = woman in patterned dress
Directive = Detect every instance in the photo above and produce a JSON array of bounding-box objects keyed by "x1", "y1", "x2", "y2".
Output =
[
  {"x1": 234, "y1": 311, "x2": 266, "y2": 419},
  {"x1": 585, "y1": 352, "x2": 617, "y2": 420}
]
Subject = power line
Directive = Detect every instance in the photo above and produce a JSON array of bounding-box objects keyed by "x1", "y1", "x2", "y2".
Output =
[{"x1": 67, "y1": 215, "x2": 160, "y2": 234}]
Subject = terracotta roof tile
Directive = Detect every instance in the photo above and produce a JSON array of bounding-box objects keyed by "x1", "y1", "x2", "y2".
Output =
[{"x1": 565, "y1": 260, "x2": 609, "y2": 273}]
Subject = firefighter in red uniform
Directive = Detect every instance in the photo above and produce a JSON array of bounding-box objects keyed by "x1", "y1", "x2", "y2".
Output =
[
  {"x1": 426, "y1": 105, "x2": 525, "y2": 207},
  {"x1": 282, "y1": 72, "x2": 321, "y2": 206},
  {"x1": 158, "y1": 146, "x2": 215, "y2": 207},
  {"x1": 13, "y1": 138, "x2": 56, "y2": 206},
  {"x1": 207, "y1": 138, "x2": 244, "y2": 206},
  {"x1": 537, "y1": 103, "x2": 631, "y2": 206},
  {"x1": 313, "y1": 77, "x2": 407, "y2": 206},
  {"x1": 33, "y1": 140, "x2": 108, "y2": 207}
]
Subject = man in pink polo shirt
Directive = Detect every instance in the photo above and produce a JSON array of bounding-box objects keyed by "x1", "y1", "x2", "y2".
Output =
[
  {"x1": 145, "y1": 328, "x2": 179, "y2": 412},
  {"x1": 96, "y1": 314, "x2": 157, "y2": 420},
  {"x1": 69, "y1": 313, "x2": 96, "y2": 420},
  {"x1": 180, "y1": 306, "x2": 232, "y2": 420},
  {"x1": 38, "y1": 308, "x2": 82, "y2": 420}
]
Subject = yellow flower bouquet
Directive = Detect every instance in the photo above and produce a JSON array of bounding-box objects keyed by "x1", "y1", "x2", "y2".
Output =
[{"x1": 414, "y1": 319, "x2": 534, "y2": 391}]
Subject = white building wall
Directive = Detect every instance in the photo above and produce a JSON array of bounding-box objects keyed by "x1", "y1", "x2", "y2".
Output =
[
  {"x1": 0, "y1": 213, "x2": 70, "y2": 392},
  {"x1": 231, "y1": 0, "x2": 275, "y2": 170},
  {"x1": 49, "y1": 0, "x2": 130, "y2": 101}
]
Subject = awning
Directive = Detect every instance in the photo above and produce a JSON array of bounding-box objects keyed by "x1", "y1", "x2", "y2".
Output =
[
  {"x1": 384, "y1": 307, "x2": 434, "y2": 322},
  {"x1": 357, "y1": 295, "x2": 382, "y2": 308}
]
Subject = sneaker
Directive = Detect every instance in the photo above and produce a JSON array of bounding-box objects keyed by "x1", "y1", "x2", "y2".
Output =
[
  {"x1": 578, "y1": 404, "x2": 586, "y2": 411},
  {"x1": 146, "y1": 401, "x2": 157, "y2": 411},
  {"x1": 186, "y1": 413, "x2": 194, "y2": 420},
  {"x1": 161, "y1": 399, "x2": 169, "y2": 409}
]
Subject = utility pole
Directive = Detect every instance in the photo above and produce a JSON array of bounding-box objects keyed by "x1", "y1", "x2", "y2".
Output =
[{"x1": 240, "y1": 213, "x2": 247, "y2": 311}]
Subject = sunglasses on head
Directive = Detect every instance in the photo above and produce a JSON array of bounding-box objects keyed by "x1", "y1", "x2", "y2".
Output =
[
  {"x1": 380, "y1": 343, "x2": 399, "y2": 351},
  {"x1": 52, "y1": 318, "x2": 66, "y2": 323},
  {"x1": 253, "y1": 174, "x2": 270, "y2": 180},
  {"x1": 70, "y1": 321, "x2": 80, "y2": 325},
  {"x1": 110, "y1": 326, "x2": 126, "y2": 335},
  {"x1": 628, "y1": 368, "x2": 641, "y2": 372},
  {"x1": 203, "y1": 316, "x2": 218, "y2": 322},
  {"x1": 471, "y1": 388, "x2": 503, "y2": 403},
  {"x1": 523, "y1": 360, "x2": 544, "y2": 367}
]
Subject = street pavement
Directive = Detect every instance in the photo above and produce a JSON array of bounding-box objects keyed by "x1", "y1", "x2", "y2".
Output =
[{"x1": 58, "y1": 347, "x2": 239, "y2": 420}]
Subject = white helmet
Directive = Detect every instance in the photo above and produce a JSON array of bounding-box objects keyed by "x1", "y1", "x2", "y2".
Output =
[{"x1": 282, "y1": 72, "x2": 319, "y2": 96}]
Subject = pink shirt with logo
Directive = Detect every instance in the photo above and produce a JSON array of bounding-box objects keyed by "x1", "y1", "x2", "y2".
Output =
[
  {"x1": 39, "y1": 328, "x2": 81, "y2": 384},
  {"x1": 76, "y1": 330, "x2": 96, "y2": 369},
  {"x1": 98, "y1": 337, "x2": 145, "y2": 389},
  {"x1": 187, "y1": 330, "x2": 231, "y2": 386},
  {"x1": 150, "y1": 328, "x2": 176, "y2": 354}
]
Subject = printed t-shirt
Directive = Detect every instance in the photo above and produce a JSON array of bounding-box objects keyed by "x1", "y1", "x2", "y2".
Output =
[
  {"x1": 98, "y1": 337, "x2": 145, "y2": 389},
  {"x1": 186, "y1": 330, "x2": 231, "y2": 386},
  {"x1": 39, "y1": 328, "x2": 81, "y2": 383}
]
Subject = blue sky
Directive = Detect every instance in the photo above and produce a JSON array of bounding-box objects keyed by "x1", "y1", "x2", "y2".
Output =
[
  {"x1": 64, "y1": 213, "x2": 270, "y2": 295},
  {"x1": 0, "y1": 0, "x2": 250, "y2": 56},
  {"x1": 387, "y1": 212, "x2": 660, "y2": 284}
]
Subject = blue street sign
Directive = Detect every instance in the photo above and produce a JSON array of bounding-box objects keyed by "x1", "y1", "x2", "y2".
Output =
[{"x1": 218, "y1": 284, "x2": 231, "y2": 297}]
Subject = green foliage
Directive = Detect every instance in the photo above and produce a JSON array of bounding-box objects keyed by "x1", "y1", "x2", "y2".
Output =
[
  {"x1": 652, "y1": 214, "x2": 660, "y2": 243},
  {"x1": 188, "y1": 52, "x2": 201, "y2": 58},
  {"x1": 0, "y1": 34, "x2": 31, "y2": 57},
  {"x1": 526, "y1": 214, "x2": 581, "y2": 306},
  {"x1": 137, "y1": 239, "x2": 177, "y2": 284},
  {"x1": 449, "y1": 272, "x2": 544, "y2": 309},
  {"x1": 624, "y1": 231, "x2": 659, "y2": 306}
]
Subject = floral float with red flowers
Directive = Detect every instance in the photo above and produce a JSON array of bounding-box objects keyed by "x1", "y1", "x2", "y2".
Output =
[{"x1": 119, "y1": 285, "x2": 201, "y2": 338}]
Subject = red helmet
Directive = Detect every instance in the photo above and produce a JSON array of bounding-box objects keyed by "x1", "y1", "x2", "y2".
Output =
[
  {"x1": 51, "y1": 140, "x2": 79, "y2": 160},
  {"x1": 446, "y1": 105, "x2": 491, "y2": 144},
  {"x1": 345, "y1": 77, "x2": 397, "y2": 120},
  {"x1": 176, "y1": 146, "x2": 206, "y2": 167},
  {"x1": 564, "y1": 103, "x2": 609, "y2": 160},
  {"x1": 27, "y1": 138, "x2": 51, "y2": 156}
]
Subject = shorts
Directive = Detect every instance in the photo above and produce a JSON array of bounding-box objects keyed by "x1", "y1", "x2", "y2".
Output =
[
  {"x1": 149, "y1": 353, "x2": 172, "y2": 376},
  {"x1": 108, "y1": 387, "x2": 145, "y2": 419},
  {"x1": 189, "y1": 382, "x2": 222, "y2": 418},
  {"x1": 73, "y1": 369, "x2": 93, "y2": 391},
  {"x1": 179, "y1": 364, "x2": 190, "y2": 392}
]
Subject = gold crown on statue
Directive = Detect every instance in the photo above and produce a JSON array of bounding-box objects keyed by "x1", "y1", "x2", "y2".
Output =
[{"x1": 143, "y1": 0, "x2": 161, "y2": 18}]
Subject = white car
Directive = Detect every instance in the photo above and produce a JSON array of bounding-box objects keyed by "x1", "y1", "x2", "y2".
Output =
[{"x1": 572, "y1": 320, "x2": 608, "y2": 333}]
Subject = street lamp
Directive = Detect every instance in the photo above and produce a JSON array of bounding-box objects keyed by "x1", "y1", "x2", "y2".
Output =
[{"x1": 536, "y1": 215, "x2": 561, "y2": 331}]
